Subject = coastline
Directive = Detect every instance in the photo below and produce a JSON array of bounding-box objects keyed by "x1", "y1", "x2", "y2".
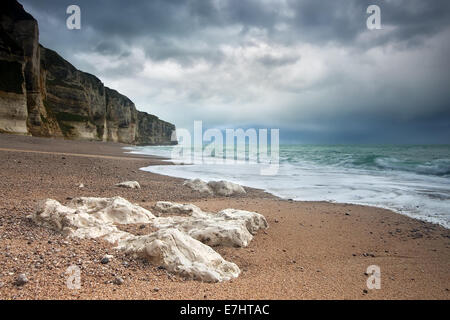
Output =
[
  {"x1": 0, "y1": 134, "x2": 449, "y2": 299},
  {"x1": 134, "y1": 145, "x2": 450, "y2": 230}
]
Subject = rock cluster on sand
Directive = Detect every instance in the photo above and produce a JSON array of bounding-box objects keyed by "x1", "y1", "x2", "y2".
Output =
[
  {"x1": 29, "y1": 197, "x2": 268, "y2": 282},
  {"x1": 183, "y1": 179, "x2": 246, "y2": 196},
  {"x1": 115, "y1": 181, "x2": 141, "y2": 189}
]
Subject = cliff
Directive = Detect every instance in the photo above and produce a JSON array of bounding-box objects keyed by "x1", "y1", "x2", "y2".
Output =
[{"x1": 0, "y1": 0, "x2": 176, "y2": 145}]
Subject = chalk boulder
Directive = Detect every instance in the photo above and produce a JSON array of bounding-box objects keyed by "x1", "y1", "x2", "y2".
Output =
[
  {"x1": 115, "y1": 181, "x2": 141, "y2": 189},
  {"x1": 207, "y1": 180, "x2": 246, "y2": 196},
  {"x1": 31, "y1": 198, "x2": 125, "y2": 240},
  {"x1": 183, "y1": 179, "x2": 213, "y2": 195},
  {"x1": 153, "y1": 201, "x2": 203, "y2": 217},
  {"x1": 117, "y1": 228, "x2": 240, "y2": 282},
  {"x1": 218, "y1": 209, "x2": 269, "y2": 235},
  {"x1": 152, "y1": 201, "x2": 268, "y2": 247},
  {"x1": 30, "y1": 197, "x2": 153, "y2": 241},
  {"x1": 67, "y1": 197, "x2": 154, "y2": 224},
  {"x1": 169, "y1": 216, "x2": 254, "y2": 247},
  {"x1": 183, "y1": 179, "x2": 246, "y2": 196}
]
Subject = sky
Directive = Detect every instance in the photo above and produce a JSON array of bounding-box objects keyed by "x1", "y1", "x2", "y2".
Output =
[{"x1": 20, "y1": 0, "x2": 450, "y2": 144}]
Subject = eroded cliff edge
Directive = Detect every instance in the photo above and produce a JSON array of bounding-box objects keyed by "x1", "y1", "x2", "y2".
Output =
[{"x1": 0, "y1": 0, "x2": 176, "y2": 145}]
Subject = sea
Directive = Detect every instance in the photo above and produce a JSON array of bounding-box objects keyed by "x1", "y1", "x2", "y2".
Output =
[{"x1": 125, "y1": 144, "x2": 450, "y2": 229}]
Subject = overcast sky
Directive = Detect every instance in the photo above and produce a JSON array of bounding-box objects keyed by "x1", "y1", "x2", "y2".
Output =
[{"x1": 21, "y1": 0, "x2": 450, "y2": 143}]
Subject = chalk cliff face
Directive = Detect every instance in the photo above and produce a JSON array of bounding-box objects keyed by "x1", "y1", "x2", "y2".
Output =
[
  {"x1": 0, "y1": 0, "x2": 176, "y2": 145},
  {"x1": 0, "y1": 0, "x2": 36, "y2": 135}
]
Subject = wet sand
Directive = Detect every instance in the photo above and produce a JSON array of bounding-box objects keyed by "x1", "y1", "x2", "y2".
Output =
[{"x1": 0, "y1": 134, "x2": 449, "y2": 300}]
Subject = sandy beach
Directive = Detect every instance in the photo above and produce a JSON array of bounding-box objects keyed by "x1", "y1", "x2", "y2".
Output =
[{"x1": 0, "y1": 134, "x2": 449, "y2": 300}]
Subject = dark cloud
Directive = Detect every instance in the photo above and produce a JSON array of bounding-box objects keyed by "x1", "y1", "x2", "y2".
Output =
[
  {"x1": 279, "y1": 109, "x2": 450, "y2": 145},
  {"x1": 23, "y1": 0, "x2": 450, "y2": 57},
  {"x1": 19, "y1": 0, "x2": 450, "y2": 143},
  {"x1": 94, "y1": 41, "x2": 124, "y2": 56}
]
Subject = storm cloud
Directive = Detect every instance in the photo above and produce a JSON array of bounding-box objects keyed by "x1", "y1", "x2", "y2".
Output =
[{"x1": 20, "y1": 0, "x2": 450, "y2": 143}]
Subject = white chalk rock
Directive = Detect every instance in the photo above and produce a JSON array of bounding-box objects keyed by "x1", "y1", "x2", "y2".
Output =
[
  {"x1": 152, "y1": 202, "x2": 268, "y2": 247},
  {"x1": 31, "y1": 199, "x2": 125, "y2": 239},
  {"x1": 30, "y1": 197, "x2": 259, "y2": 282},
  {"x1": 115, "y1": 181, "x2": 141, "y2": 189},
  {"x1": 117, "y1": 228, "x2": 240, "y2": 282},
  {"x1": 184, "y1": 179, "x2": 246, "y2": 196},
  {"x1": 183, "y1": 179, "x2": 213, "y2": 195},
  {"x1": 207, "y1": 180, "x2": 246, "y2": 196},
  {"x1": 171, "y1": 216, "x2": 254, "y2": 247},
  {"x1": 153, "y1": 201, "x2": 203, "y2": 217},
  {"x1": 218, "y1": 209, "x2": 269, "y2": 235},
  {"x1": 30, "y1": 197, "x2": 153, "y2": 240},
  {"x1": 67, "y1": 197, "x2": 155, "y2": 224}
]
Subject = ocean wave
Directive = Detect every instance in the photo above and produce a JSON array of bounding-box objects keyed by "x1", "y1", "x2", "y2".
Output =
[{"x1": 374, "y1": 157, "x2": 450, "y2": 176}]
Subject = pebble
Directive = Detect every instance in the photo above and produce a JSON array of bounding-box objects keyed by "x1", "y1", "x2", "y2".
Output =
[
  {"x1": 100, "y1": 257, "x2": 109, "y2": 264},
  {"x1": 153, "y1": 287, "x2": 160, "y2": 292},
  {"x1": 15, "y1": 273, "x2": 28, "y2": 286},
  {"x1": 101, "y1": 255, "x2": 113, "y2": 264},
  {"x1": 113, "y1": 277, "x2": 124, "y2": 285}
]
